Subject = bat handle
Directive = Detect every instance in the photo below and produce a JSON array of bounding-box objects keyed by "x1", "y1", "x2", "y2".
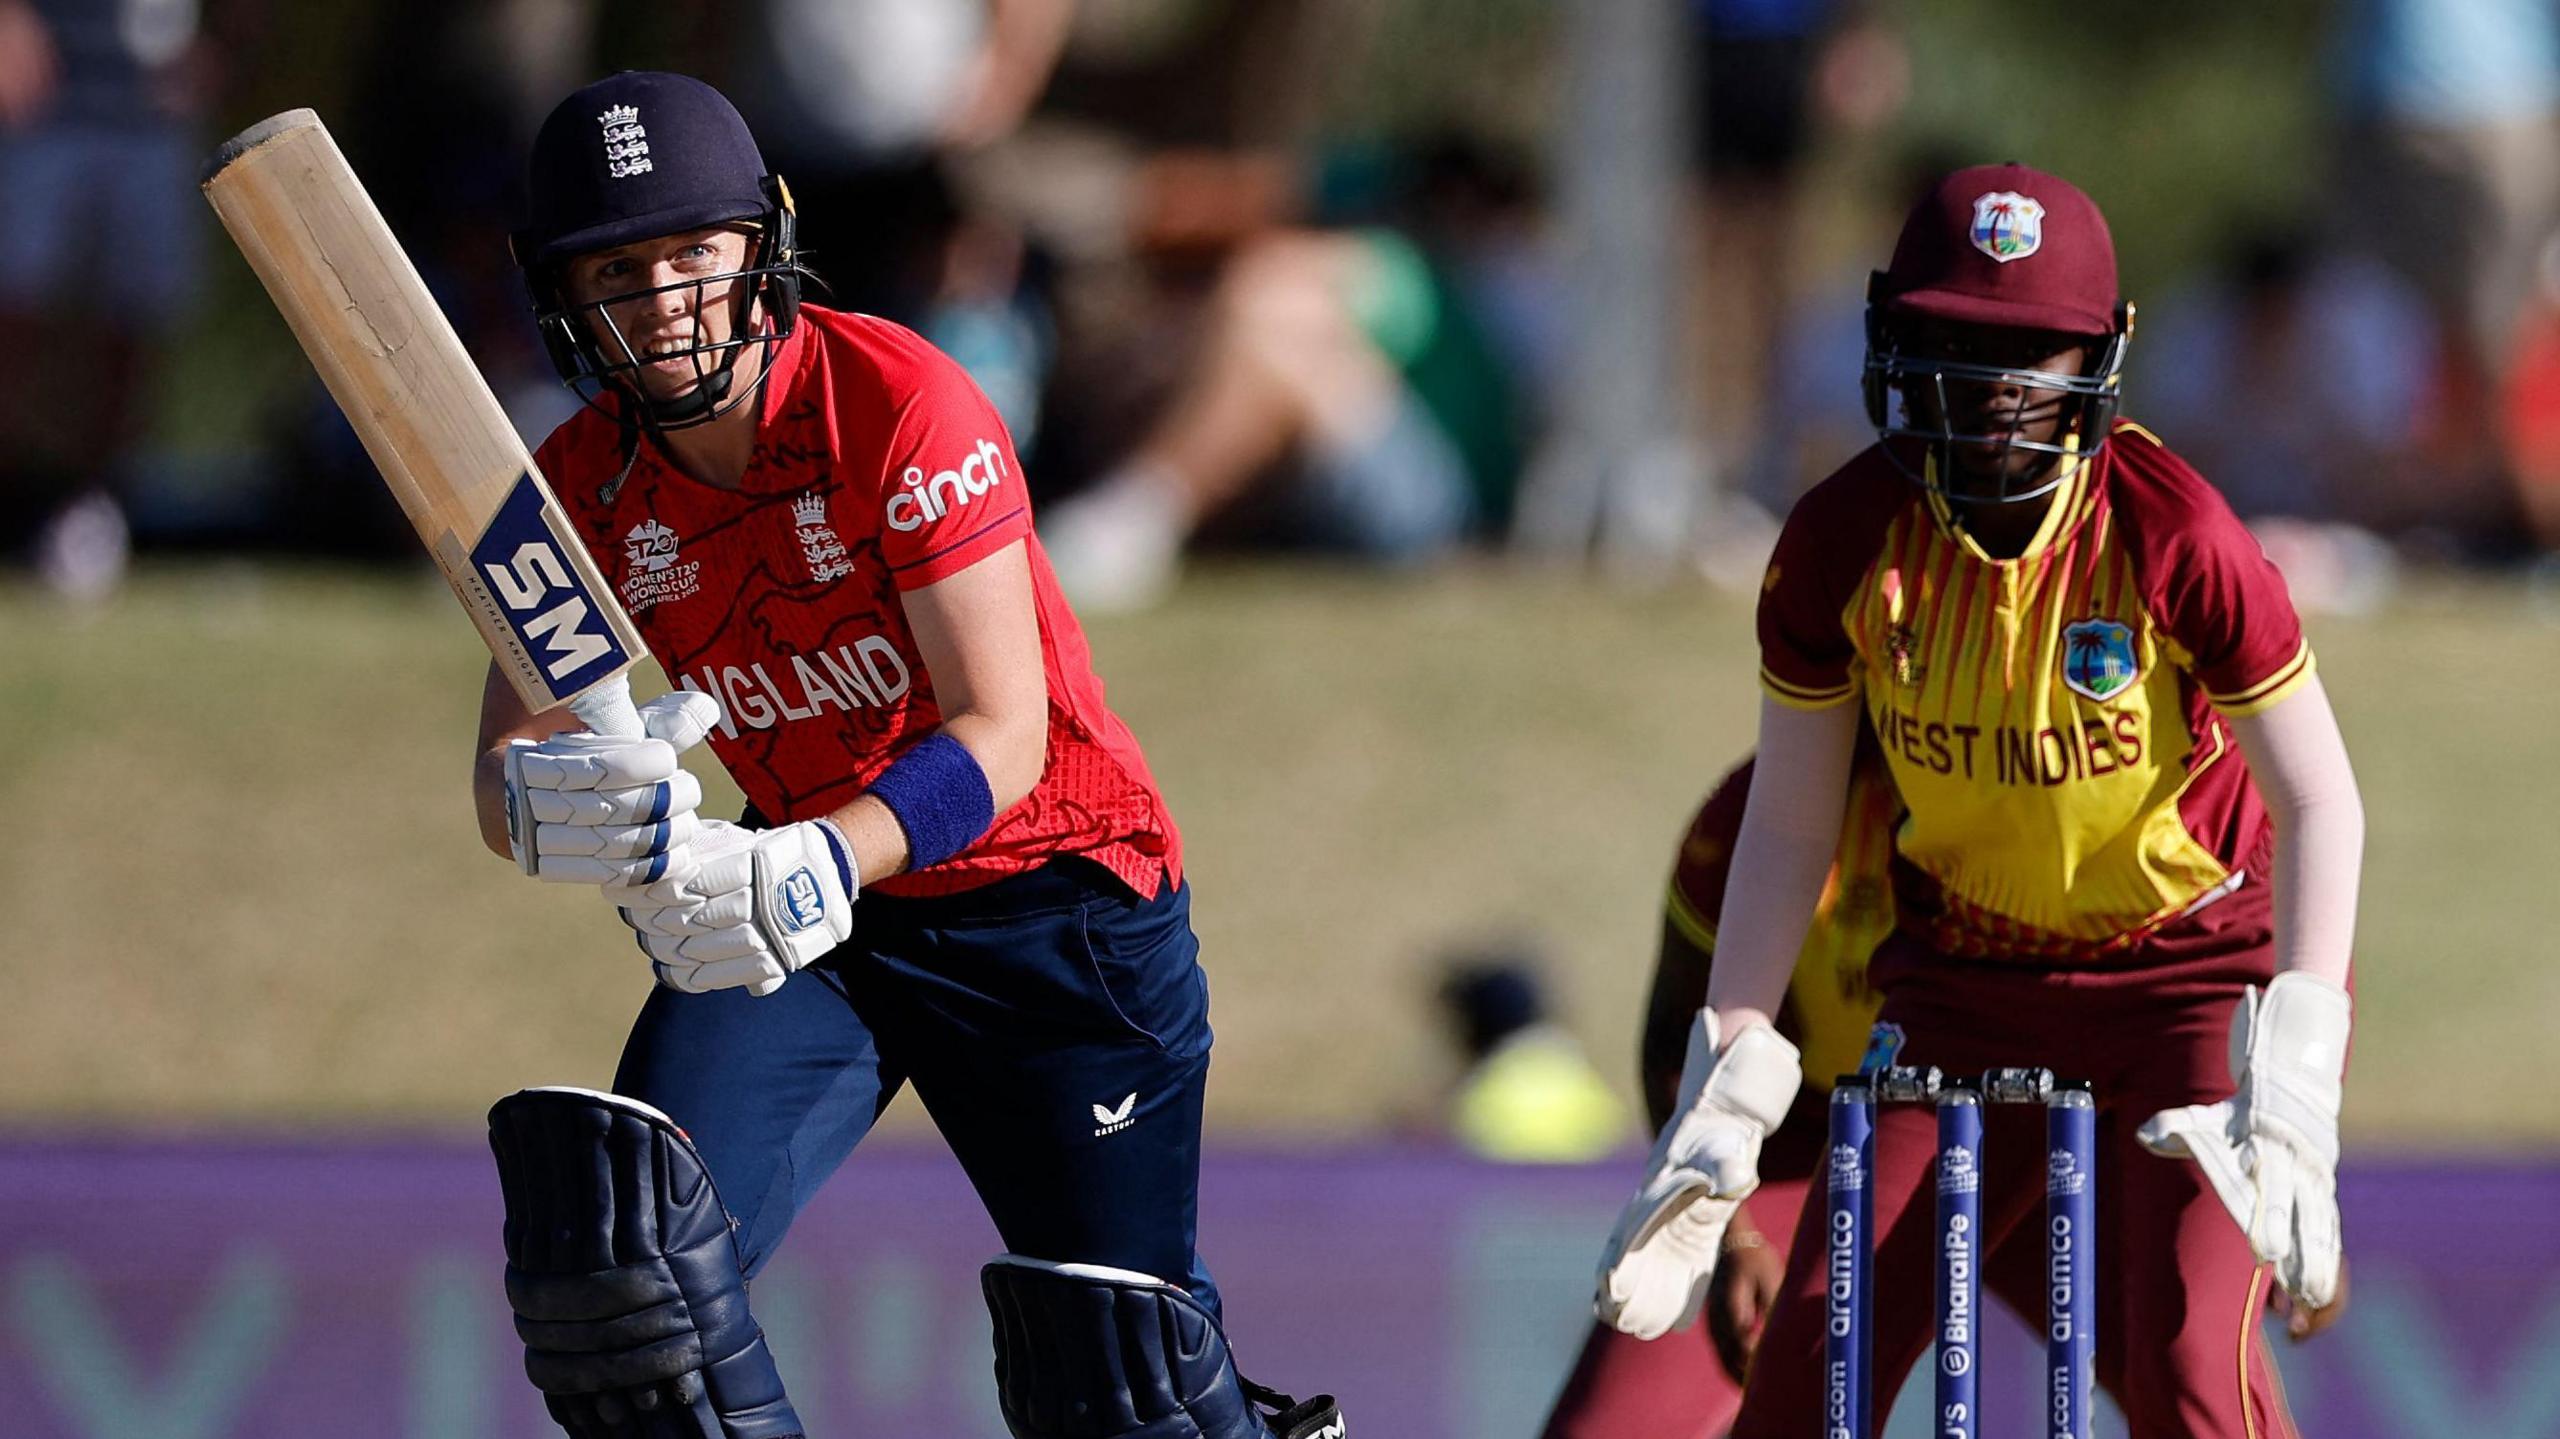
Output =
[{"x1": 567, "y1": 674, "x2": 644, "y2": 738}]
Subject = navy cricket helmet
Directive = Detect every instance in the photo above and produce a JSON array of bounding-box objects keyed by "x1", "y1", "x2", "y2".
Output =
[
  {"x1": 515, "y1": 71, "x2": 803, "y2": 430},
  {"x1": 1861, "y1": 163, "x2": 2135, "y2": 504}
]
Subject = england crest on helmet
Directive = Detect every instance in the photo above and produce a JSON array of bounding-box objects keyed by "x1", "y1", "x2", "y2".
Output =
[
  {"x1": 2060, "y1": 618, "x2": 2141, "y2": 702},
  {"x1": 1970, "y1": 191, "x2": 2045, "y2": 263}
]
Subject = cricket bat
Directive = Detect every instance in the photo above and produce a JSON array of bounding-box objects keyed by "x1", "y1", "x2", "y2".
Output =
[{"x1": 200, "y1": 108, "x2": 645, "y2": 739}]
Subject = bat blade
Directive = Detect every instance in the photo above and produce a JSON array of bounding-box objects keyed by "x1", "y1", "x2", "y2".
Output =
[{"x1": 201, "y1": 109, "x2": 643, "y2": 736}]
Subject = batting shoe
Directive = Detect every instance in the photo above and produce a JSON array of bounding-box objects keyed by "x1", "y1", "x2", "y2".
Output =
[{"x1": 1245, "y1": 1379, "x2": 1346, "y2": 1439}]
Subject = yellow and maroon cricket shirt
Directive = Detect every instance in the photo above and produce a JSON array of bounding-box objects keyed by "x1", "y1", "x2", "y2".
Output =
[{"x1": 1756, "y1": 422, "x2": 2314, "y2": 962}]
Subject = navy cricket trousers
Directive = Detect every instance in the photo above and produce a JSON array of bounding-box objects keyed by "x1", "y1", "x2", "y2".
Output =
[{"x1": 611, "y1": 855, "x2": 1222, "y2": 1315}]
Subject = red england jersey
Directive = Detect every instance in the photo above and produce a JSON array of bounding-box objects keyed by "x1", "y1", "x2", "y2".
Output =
[
  {"x1": 1757, "y1": 421, "x2": 2312, "y2": 961},
  {"x1": 533, "y1": 307, "x2": 1181, "y2": 899}
]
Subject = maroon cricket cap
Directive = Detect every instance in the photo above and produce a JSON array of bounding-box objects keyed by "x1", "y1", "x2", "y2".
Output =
[{"x1": 1877, "y1": 163, "x2": 2119, "y2": 336}]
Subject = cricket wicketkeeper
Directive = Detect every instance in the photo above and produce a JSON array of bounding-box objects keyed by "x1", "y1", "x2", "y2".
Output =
[{"x1": 1591, "y1": 163, "x2": 2363, "y2": 1438}]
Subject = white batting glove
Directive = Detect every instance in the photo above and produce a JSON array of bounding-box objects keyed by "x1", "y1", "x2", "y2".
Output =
[
  {"x1": 614, "y1": 818, "x2": 856, "y2": 997},
  {"x1": 1594, "y1": 1012, "x2": 1801, "y2": 1339},
  {"x1": 502, "y1": 691, "x2": 720, "y2": 885},
  {"x1": 2138, "y1": 971, "x2": 2351, "y2": 1311}
]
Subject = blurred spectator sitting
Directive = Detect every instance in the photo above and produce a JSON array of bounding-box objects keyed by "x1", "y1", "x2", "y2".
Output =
[
  {"x1": 2500, "y1": 234, "x2": 2560, "y2": 553},
  {"x1": 2140, "y1": 226, "x2": 2426, "y2": 613},
  {"x1": 1685, "y1": 0, "x2": 1906, "y2": 506},
  {"x1": 0, "y1": 0, "x2": 241, "y2": 600},
  {"x1": 866, "y1": 0, "x2": 1566, "y2": 610},
  {"x1": 1696, "y1": 150, "x2": 1950, "y2": 593},
  {"x1": 1437, "y1": 953, "x2": 1632, "y2": 1165},
  {"x1": 1037, "y1": 227, "x2": 1474, "y2": 610},
  {"x1": 1731, "y1": 154, "x2": 1978, "y2": 514},
  {"x1": 707, "y1": 0, "x2": 1075, "y2": 446},
  {"x1": 2144, "y1": 228, "x2": 2433, "y2": 524},
  {"x1": 2330, "y1": 0, "x2": 2560, "y2": 551},
  {"x1": 1034, "y1": 138, "x2": 1545, "y2": 611}
]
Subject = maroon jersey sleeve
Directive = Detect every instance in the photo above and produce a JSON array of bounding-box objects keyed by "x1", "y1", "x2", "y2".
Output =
[
  {"x1": 2110, "y1": 425, "x2": 2314, "y2": 714},
  {"x1": 1758, "y1": 454, "x2": 1906, "y2": 708},
  {"x1": 870, "y1": 334, "x2": 1033, "y2": 591}
]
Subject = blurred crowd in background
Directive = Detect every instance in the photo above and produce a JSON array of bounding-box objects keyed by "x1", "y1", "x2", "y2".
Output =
[{"x1": 9, "y1": 0, "x2": 2560, "y2": 618}]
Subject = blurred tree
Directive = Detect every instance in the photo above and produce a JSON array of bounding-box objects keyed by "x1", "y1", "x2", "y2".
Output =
[
  {"x1": 1888, "y1": 0, "x2": 2333, "y2": 304},
  {"x1": 1338, "y1": 0, "x2": 2331, "y2": 304}
]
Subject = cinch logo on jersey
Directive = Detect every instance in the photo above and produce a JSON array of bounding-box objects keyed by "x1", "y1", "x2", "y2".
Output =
[
  {"x1": 884, "y1": 438, "x2": 1008, "y2": 532},
  {"x1": 598, "y1": 103, "x2": 652, "y2": 179},
  {"x1": 774, "y1": 866, "x2": 825, "y2": 934},
  {"x1": 468, "y1": 475, "x2": 630, "y2": 697},
  {"x1": 675, "y1": 637, "x2": 913, "y2": 738},
  {"x1": 621, "y1": 517, "x2": 700, "y2": 610}
]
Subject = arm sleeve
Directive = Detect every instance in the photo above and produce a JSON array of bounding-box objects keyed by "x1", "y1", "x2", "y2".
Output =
[
  {"x1": 878, "y1": 347, "x2": 1034, "y2": 590},
  {"x1": 1704, "y1": 696, "x2": 1862, "y2": 1023},
  {"x1": 2226, "y1": 676, "x2": 2362, "y2": 986}
]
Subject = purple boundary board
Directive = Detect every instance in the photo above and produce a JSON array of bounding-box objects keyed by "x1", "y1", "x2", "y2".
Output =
[{"x1": 1, "y1": 1139, "x2": 2554, "y2": 1438}]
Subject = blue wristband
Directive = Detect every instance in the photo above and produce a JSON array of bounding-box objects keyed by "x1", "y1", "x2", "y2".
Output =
[
  {"x1": 868, "y1": 733, "x2": 997, "y2": 871},
  {"x1": 813, "y1": 818, "x2": 857, "y2": 895}
]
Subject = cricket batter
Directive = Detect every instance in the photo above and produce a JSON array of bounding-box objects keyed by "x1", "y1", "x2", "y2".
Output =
[
  {"x1": 470, "y1": 71, "x2": 1340, "y2": 1439},
  {"x1": 1592, "y1": 164, "x2": 2363, "y2": 1437}
]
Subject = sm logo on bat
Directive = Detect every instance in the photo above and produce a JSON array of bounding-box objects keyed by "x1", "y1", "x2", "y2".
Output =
[{"x1": 468, "y1": 476, "x2": 632, "y2": 698}]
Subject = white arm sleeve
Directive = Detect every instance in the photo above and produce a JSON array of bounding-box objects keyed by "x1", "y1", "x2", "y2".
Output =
[
  {"x1": 1704, "y1": 695, "x2": 1863, "y2": 1023},
  {"x1": 2226, "y1": 674, "x2": 2363, "y2": 987}
]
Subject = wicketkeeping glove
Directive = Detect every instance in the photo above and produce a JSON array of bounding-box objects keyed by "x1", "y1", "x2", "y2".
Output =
[
  {"x1": 2138, "y1": 970, "x2": 2351, "y2": 1311},
  {"x1": 613, "y1": 818, "x2": 856, "y2": 997},
  {"x1": 1594, "y1": 1012, "x2": 1801, "y2": 1340},
  {"x1": 502, "y1": 691, "x2": 719, "y2": 885}
]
